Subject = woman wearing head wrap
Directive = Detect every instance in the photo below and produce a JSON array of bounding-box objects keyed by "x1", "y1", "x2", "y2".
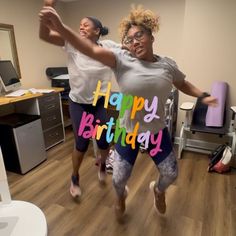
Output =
[{"x1": 39, "y1": 0, "x2": 119, "y2": 199}]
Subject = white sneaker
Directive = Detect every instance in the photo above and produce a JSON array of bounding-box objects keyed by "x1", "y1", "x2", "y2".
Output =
[{"x1": 70, "y1": 175, "x2": 82, "y2": 198}]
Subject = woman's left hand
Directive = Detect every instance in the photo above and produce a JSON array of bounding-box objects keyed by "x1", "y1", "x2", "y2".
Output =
[{"x1": 202, "y1": 96, "x2": 218, "y2": 107}]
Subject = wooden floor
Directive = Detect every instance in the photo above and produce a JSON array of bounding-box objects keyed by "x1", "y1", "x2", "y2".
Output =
[{"x1": 7, "y1": 128, "x2": 236, "y2": 236}]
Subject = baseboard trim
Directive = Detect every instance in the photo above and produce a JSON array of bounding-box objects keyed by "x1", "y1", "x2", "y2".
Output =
[{"x1": 174, "y1": 137, "x2": 221, "y2": 153}]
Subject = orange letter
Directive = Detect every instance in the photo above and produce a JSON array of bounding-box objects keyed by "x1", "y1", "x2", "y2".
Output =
[
  {"x1": 126, "y1": 122, "x2": 139, "y2": 149},
  {"x1": 131, "y1": 96, "x2": 145, "y2": 119}
]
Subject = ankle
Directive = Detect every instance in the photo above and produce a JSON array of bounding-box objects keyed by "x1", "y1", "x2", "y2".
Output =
[
  {"x1": 71, "y1": 174, "x2": 79, "y2": 185},
  {"x1": 156, "y1": 190, "x2": 165, "y2": 200},
  {"x1": 116, "y1": 195, "x2": 126, "y2": 207},
  {"x1": 72, "y1": 171, "x2": 79, "y2": 177},
  {"x1": 154, "y1": 185, "x2": 165, "y2": 196},
  {"x1": 150, "y1": 181, "x2": 163, "y2": 195},
  {"x1": 119, "y1": 194, "x2": 125, "y2": 201},
  {"x1": 118, "y1": 188, "x2": 128, "y2": 201},
  {"x1": 100, "y1": 162, "x2": 106, "y2": 172}
]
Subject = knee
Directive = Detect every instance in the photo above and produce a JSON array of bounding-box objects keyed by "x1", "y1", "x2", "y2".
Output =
[
  {"x1": 112, "y1": 169, "x2": 130, "y2": 190},
  {"x1": 75, "y1": 143, "x2": 88, "y2": 153},
  {"x1": 161, "y1": 160, "x2": 178, "y2": 185},
  {"x1": 96, "y1": 137, "x2": 109, "y2": 150},
  {"x1": 170, "y1": 164, "x2": 178, "y2": 182},
  {"x1": 112, "y1": 175, "x2": 124, "y2": 198},
  {"x1": 75, "y1": 138, "x2": 89, "y2": 152},
  {"x1": 167, "y1": 161, "x2": 178, "y2": 183},
  {"x1": 96, "y1": 142, "x2": 109, "y2": 151},
  {"x1": 112, "y1": 151, "x2": 133, "y2": 191},
  {"x1": 112, "y1": 175, "x2": 123, "y2": 189},
  {"x1": 158, "y1": 166, "x2": 178, "y2": 192}
]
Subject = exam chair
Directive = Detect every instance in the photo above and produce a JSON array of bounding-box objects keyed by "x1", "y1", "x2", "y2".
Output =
[
  {"x1": 0, "y1": 147, "x2": 47, "y2": 236},
  {"x1": 178, "y1": 81, "x2": 236, "y2": 159}
]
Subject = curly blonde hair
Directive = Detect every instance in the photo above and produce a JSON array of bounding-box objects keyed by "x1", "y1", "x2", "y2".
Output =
[{"x1": 119, "y1": 5, "x2": 160, "y2": 41}]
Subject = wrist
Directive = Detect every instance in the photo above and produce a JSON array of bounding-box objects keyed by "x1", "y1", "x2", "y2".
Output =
[
  {"x1": 59, "y1": 23, "x2": 67, "y2": 36},
  {"x1": 198, "y1": 92, "x2": 210, "y2": 102}
]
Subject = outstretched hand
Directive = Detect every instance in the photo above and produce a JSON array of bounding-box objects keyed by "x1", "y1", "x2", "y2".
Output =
[
  {"x1": 39, "y1": 6, "x2": 64, "y2": 33},
  {"x1": 202, "y1": 96, "x2": 218, "y2": 107},
  {"x1": 43, "y1": 0, "x2": 57, "y2": 7}
]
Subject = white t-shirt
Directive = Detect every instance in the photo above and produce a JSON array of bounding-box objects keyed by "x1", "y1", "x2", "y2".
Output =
[
  {"x1": 64, "y1": 40, "x2": 120, "y2": 104},
  {"x1": 111, "y1": 48, "x2": 186, "y2": 134}
]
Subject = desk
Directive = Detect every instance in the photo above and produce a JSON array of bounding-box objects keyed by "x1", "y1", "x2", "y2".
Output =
[
  {"x1": 0, "y1": 87, "x2": 63, "y2": 106},
  {"x1": 0, "y1": 88, "x2": 65, "y2": 150}
]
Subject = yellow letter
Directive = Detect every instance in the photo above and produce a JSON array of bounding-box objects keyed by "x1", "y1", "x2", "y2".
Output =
[
  {"x1": 96, "y1": 125, "x2": 108, "y2": 140},
  {"x1": 93, "y1": 80, "x2": 111, "y2": 108}
]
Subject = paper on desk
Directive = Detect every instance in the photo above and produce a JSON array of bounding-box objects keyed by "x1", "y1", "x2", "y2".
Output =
[{"x1": 35, "y1": 89, "x2": 55, "y2": 93}]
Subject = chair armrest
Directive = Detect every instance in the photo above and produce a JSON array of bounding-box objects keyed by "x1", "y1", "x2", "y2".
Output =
[
  {"x1": 180, "y1": 102, "x2": 195, "y2": 111},
  {"x1": 230, "y1": 106, "x2": 236, "y2": 113}
]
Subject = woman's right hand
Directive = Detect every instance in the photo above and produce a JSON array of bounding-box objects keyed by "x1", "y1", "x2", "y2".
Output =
[
  {"x1": 202, "y1": 96, "x2": 218, "y2": 107},
  {"x1": 39, "y1": 6, "x2": 64, "y2": 33}
]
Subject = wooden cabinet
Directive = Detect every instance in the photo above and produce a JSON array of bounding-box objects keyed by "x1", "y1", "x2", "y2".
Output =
[
  {"x1": 37, "y1": 93, "x2": 65, "y2": 149},
  {"x1": 61, "y1": 100, "x2": 72, "y2": 128},
  {"x1": 8, "y1": 89, "x2": 66, "y2": 150}
]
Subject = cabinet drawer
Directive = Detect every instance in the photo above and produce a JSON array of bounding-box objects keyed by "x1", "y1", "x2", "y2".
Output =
[
  {"x1": 41, "y1": 109, "x2": 62, "y2": 131},
  {"x1": 38, "y1": 93, "x2": 60, "y2": 114},
  {"x1": 43, "y1": 124, "x2": 64, "y2": 149}
]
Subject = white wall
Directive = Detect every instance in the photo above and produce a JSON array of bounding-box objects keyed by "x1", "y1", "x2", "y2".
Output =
[
  {"x1": 178, "y1": 0, "x2": 236, "y2": 137},
  {"x1": 0, "y1": 0, "x2": 67, "y2": 89}
]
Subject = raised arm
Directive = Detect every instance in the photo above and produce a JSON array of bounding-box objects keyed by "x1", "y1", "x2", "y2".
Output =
[
  {"x1": 39, "y1": 7, "x2": 116, "y2": 68},
  {"x1": 39, "y1": 0, "x2": 65, "y2": 46},
  {"x1": 173, "y1": 79, "x2": 218, "y2": 106}
]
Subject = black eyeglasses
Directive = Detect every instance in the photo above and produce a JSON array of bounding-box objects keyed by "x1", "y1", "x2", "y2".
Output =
[{"x1": 123, "y1": 31, "x2": 145, "y2": 46}]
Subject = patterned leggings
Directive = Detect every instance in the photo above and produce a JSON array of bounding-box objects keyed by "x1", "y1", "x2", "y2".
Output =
[{"x1": 112, "y1": 150, "x2": 178, "y2": 197}]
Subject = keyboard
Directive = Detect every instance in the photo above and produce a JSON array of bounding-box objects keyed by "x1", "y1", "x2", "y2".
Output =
[{"x1": 5, "y1": 89, "x2": 28, "y2": 97}]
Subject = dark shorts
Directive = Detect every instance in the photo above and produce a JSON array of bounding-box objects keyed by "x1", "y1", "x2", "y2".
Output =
[
  {"x1": 69, "y1": 97, "x2": 109, "y2": 152},
  {"x1": 115, "y1": 127, "x2": 173, "y2": 166}
]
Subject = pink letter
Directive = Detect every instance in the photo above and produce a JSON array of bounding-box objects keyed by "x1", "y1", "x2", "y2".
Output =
[
  {"x1": 78, "y1": 111, "x2": 94, "y2": 139},
  {"x1": 149, "y1": 130, "x2": 163, "y2": 156}
]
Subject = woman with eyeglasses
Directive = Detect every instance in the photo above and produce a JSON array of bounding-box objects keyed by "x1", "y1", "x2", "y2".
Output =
[
  {"x1": 39, "y1": 0, "x2": 120, "y2": 199},
  {"x1": 39, "y1": 5, "x2": 217, "y2": 219}
]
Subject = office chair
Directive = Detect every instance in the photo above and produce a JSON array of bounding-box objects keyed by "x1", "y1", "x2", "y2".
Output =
[{"x1": 178, "y1": 81, "x2": 236, "y2": 159}]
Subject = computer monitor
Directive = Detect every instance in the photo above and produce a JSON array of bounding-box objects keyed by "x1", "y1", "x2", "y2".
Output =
[{"x1": 0, "y1": 60, "x2": 21, "y2": 92}]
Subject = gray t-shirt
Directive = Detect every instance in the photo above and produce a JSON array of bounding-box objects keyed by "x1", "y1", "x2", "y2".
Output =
[
  {"x1": 111, "y1": 48, "x2": 185, "y2": 134},
  {"x1": 64, "y1": 40, "x2": 120, "y2": 104}
]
